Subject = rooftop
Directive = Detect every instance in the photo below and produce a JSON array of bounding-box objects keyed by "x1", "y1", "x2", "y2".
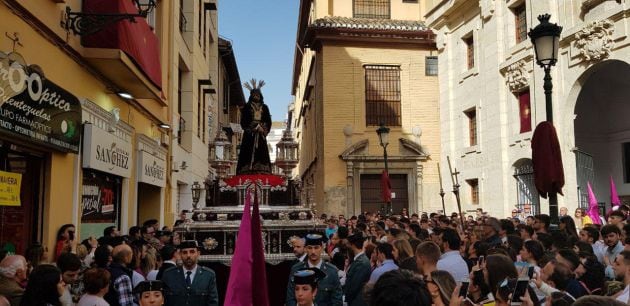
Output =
[{"x1": 310, "y1": 16, "x2": 428, "y2": 32}]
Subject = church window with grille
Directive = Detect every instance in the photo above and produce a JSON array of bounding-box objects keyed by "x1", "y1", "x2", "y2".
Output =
[{"x1": 365, "y1": 65, "x2": 401, "y2": 126}]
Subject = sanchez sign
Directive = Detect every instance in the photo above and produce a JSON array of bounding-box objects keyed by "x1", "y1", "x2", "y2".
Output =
[
  {"x1": 0, "y1": 51, "x2": 81, "y2": 153},
  {"x1": 138, "y1": 150, "x2": 165, "y2": 187},
  {"x1": 82, "y1": 123, "x2": 132, "y2": 178}
]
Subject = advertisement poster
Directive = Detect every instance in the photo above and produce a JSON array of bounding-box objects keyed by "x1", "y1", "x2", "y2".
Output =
[
  {"x1": 81, "y1": 169, "x2": 120, "y2": 223},
  {"x1": 0, "y1": 170, "x2": 21, "y2": 206}
]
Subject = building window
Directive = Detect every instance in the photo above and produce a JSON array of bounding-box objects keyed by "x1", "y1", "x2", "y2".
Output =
[
  {"x1": 467, "y1": 179, "x2": 479, "y2": 205},
  {"x1": 518, "y1": 89, "x2": 531, "y2": 133},
  {"x1": 365, "y1": 65, "x2": 401, "y2": 126},
  {"x1": 177, "y1": 68, "x2": 183, "y2": 145},
  {"x1": 465, "y1": 108, "x2": 477, "y2": 146},
  {"x1": 223, "y1": 77, "x2": 229, "y2": 114},
  {"x1": 426, "y1": 56, "x2": 438, "y2": 76},
  {"x1": 624, "y1": 143, "x2": 630, "y2": 183},
  {"x1": 464, "y1": 35, "x2": 474, "y2": 69},
  {"x1": 353, "y1": 0, "x2": 391, "y2": 19},
  {"x1": 514, "y1": 4, "x2": 527, "y2": 44},
  {"x1": 179, "y1": 0, "x2": 187, "y2": 33}
]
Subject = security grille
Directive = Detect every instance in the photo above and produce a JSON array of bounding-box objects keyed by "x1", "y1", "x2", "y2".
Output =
[
  {"x1": 353, "y1": 0, "x2": 391, "y2": 19},
  {"x1": 514, "y1": 161, "x2": 540, "y2": 215},
  {"x1": 426, "y1": 56, "x2": 438, "y2": 76},
  {"x1": 574, "y1": 149, "x2": 594, "y2": 209},
  {"x1": 365, "y1": 65, "x2": 401, "y2": 126}
]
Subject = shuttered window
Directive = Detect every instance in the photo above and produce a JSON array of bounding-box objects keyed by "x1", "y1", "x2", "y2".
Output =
[
  {"x1": 365, "y1": 65, "x2": 401, "y2": 126},
  {"x1": 353, "y1": 0, "x2": 391, "y2": 19}
]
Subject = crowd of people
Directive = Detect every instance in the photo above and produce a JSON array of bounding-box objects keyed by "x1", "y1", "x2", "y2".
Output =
[
  {"x1": 0, "y1": 215, "x2": 218, "y2": 306},
  {"x1": 1, "y1": 205, "x2": 629, "y2": 306},
  {"x1": 286, "y1": 206, "x2": 630, "y2": 306}
]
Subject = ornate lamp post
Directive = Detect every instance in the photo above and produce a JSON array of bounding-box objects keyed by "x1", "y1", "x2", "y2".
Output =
[
  {"x1": 209, "y1": 130, "x2": 233, "y2": 179},
  {"x1": 528, "y1": 14, "x2": 562, "y2": 123},
  {"x1": 376, "y1": 123, "x2": 391, "y2": 215},
  {"x1": 191, "y1": 181, "x2": 204, "y2": 210},
  {"x1": 275, "y1": 128, "x2": 299, "y2": 178},
  {"x1": 528, "y1": 14, "x2": 563, "y2": 223}
]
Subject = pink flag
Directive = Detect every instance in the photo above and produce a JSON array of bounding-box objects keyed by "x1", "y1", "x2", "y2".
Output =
[
  {"x1": 586, "y1": 182, "x2": 601, "y2": 225},
  {"x1": 224, "y1": 190, "x2": 269, "y2": 306},
  {"x1": 610, "y1": 176, "x2": 621, "y2": 208},
  {"x1": 251, "y1": 191, "x2": 269, "y2": 306}
]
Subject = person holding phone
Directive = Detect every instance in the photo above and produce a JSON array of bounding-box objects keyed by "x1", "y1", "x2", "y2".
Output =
[{"x1": 55, "y1": 224, "x2": 76, "y2": 259}]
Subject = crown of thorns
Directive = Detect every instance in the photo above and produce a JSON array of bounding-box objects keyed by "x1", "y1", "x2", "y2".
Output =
[{"x1": 243, "y1": 78, "x2": 265, "y2": 91}]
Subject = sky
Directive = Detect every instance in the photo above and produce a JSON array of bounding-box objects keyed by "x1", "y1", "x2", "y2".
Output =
[{"x1": 219, "y1": 0, "x2": 300, "y2": 122}]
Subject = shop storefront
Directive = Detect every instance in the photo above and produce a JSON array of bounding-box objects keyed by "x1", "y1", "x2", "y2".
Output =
[
  {"x1": 0, "y1": 50, "x2": 82, "y2": 255},
  {"x1": 136, "y1": 134, "x2": 166, "y2": 224},
  {"x1": 81, "y1": 115, "x2": 133, "y2": 239}
]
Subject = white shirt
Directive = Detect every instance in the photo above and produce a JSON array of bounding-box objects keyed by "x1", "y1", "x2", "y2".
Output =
[
  {"x1": 146, "y1": 269, "x2": 159, "y2": 281},
  {"x1": 437, "y1": 250, "x2": 469, "y2": 283},
  {"x1": 617, "y1": 285, "x2": 629, "y2": 304},
  {"x1": 132, "y1": 270, "x2": 145, "y2": 288},
  {"x1": 308, "y1": 260, "x2": 323, "y2": 270},
  {"x1": 184, "y1": 265, "x2": 199, "y2": 284},
  {"x1": 299, "y1": 253, "x2": 307, "y2": 262},
  {"x1": 78, "y1": 294, "x2": 109, "y2": 306}
]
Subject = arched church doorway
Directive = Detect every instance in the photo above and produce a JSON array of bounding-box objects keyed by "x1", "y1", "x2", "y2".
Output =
[{"x1": 574, "y1": 60, "x2": 630, "y2": 210}]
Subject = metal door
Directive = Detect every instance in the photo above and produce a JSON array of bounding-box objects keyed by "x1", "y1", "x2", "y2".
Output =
[{"x1": 360, "y1": 173, "x2": 408, "y2": 215}]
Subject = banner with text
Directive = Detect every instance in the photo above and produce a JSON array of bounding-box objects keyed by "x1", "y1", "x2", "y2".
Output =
[
  {"x1": 0, "y1": 170, "x2": 21, "y2": 206},
  {"x1": 81, "y1": 169, "x2": 120, "y2": 223},
  {"x1": 0, "y1": 51, "x2": 81, "y2": 153},
  {"x1": 82, "y1": 123, "x2": 132, "y2": 178},
  {"x1": 138, "y1": 150, "x2": 166, "y2": 187}
]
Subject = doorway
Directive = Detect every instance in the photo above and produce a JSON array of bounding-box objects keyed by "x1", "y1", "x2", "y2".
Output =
[
  {"x1": 574, "y1": 60, "x2": 630, "y2": 208},
  {"x1": 0, "y1": 141, "x2": 44, "y2": 255},
  {"x1": 360, "y1": 173, "x2": 408, "y2": 214}
]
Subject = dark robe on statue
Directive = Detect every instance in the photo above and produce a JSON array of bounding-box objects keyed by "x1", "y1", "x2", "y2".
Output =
[{"x1": 236, "y1": 98, "x2": 272, "y2": 174}]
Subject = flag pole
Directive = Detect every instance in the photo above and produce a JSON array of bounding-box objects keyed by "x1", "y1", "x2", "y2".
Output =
[{"x1": 438, "y1": 162, "x2": 446, "y2": 215}]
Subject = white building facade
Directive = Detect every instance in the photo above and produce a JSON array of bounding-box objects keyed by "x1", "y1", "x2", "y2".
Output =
[{"x1": 426, "y1": 0, "x2": 630, "y2": 217}]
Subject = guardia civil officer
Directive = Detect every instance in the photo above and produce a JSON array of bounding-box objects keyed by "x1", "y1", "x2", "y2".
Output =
[
  {"x1": 161, "y1": 240, "x2": 218, "y2": 306},
  {"x1": 286, "y1": 233, "x2": 343, "y2": 306},
  {"x1": 293, "y1": 268, "x2": 327, "y2": 306}
]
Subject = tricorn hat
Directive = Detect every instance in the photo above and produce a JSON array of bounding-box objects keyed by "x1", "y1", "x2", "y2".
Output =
[{"x1": 293, "y1": 268, "x2": 326, "y2": 286}]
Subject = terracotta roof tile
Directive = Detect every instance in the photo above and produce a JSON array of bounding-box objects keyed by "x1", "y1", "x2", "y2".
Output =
[{"x1": 310, "y1": 16, "x2": 428, "y2": 32}]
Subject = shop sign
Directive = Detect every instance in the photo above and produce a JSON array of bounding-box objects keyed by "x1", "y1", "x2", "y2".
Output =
[
  {"x1": 83, "y1": 123, "x2": 132, "y2": 178},
  {"x1": 0, "y1": 51, "x2": 81, "y2": 153},
  {"x1": 81, "y1": 169, "x2": 119, "y2": 222},
  {"x1": 138, "y1": 150, "x2": 165, "y2": 187},
  {"x1": 0, "y1": 170, "x2": 21, "y2": 206}
]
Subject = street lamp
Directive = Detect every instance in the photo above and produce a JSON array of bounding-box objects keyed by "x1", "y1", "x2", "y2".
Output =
[
  {"x1": 528, "y1": 14, "x2": 562, "y2": 123},
  {"x1": 191, "y1": 181, "x2": 204, "y2": 210},
  {"x1": 209, "y1": 130, "x2": 233, "y2": 179},
  {"x1": 276, "y1": 128, "x2": 299, "y2": 178},
  {"x1": 528, "y1": 14, "x2": 563, "y2": 223},
  {"x1": 376, "y1": 123, "x2": 391, "y2": 215}
]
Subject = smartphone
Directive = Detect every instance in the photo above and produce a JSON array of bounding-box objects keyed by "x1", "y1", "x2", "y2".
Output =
[
  {"x1": 510, "y1": 278, "x2": 530, "y2": 305},
  {"x1": 459, "y1": 280, "x2": 470, "y2": 297},
  {"x1": 478, "y1": 255, "x2": 485, "y2": 266},
  {"x1": 527, "y1": 266, "x2": 535, "y2": 279}
]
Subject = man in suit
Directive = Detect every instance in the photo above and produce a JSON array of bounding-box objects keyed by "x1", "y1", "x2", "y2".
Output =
[
  {"x1": 291, "y1": 236, "x2": 307, "y2": 266},
  {"x1": 161, "y1": 240, "x2": 218, "y2": 306},
  {"x1": 343, "y1": 233, "x2": 371, "y2": 306},
  {"x1": 156, "y1": 245, "x2": 178, "y2": 280},
  {"x1": 286, "y1": 233, "x2": 343, "y2": 306}
]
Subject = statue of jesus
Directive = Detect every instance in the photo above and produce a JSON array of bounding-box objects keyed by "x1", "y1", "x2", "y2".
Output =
[{"x1": 236, "y1": 79, "x2": 272, "y2": 174}]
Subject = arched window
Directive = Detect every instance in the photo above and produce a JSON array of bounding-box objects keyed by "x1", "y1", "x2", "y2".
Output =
[{"x1": 513, "y1": 159, "x2": 539, "y2": 215}]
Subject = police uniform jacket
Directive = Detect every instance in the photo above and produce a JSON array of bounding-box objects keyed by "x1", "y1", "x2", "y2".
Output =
[
  {"x1": 161, "y1": 265, "x2": 218, "y2": 306},
  {"x1": 286, "y1": 261, "x2": 343, "y2": 306}
]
